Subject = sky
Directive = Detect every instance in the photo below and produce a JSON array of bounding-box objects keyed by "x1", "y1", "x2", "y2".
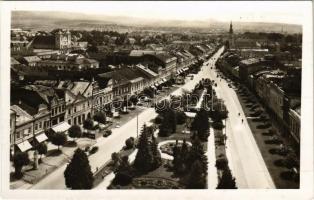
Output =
[{"x1": 6, "y1": 1, "x2": 310, "y2": 25}]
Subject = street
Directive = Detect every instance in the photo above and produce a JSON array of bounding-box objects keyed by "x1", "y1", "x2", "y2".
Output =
[{"x1": 203, "y1": 49, "x2": 275, "y2": 188}]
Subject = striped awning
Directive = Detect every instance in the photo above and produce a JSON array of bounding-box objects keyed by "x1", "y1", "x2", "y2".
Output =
[
  {"x1": 35, "y1": 133, "x2": 48, "y2": 143},
  {"x1": 52, "y1": 122, "x2": 71, "y2": 133},
  {"x1": 17, "y1": 140, "x2": 32, "y2": 152}
]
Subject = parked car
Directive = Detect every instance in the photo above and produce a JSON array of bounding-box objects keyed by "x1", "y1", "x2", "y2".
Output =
[
  {"x1": 89, "y1": 146, "x2": 99, "y2": 154},
  {"x1": 103, "y1": 130, "x2": 112, "y2": 137}
]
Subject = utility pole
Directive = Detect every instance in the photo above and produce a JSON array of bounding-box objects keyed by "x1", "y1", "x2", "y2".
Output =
[{"x1": 136, "y1": 113, "x2": 139, "y2": 138}]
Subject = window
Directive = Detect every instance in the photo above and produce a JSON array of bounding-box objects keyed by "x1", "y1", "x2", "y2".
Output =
[
  {"x1": 16, "y1": 131, "x2": 21, "y2": 139},
  {"x1": 39, "y1": 121, "x2": 42, "y2": 129},
  {"x1": 68, "y1": 109, "x2": 71, "y2": 115},
  {"x1": 74, "y1": 107, "x2": 77, "y2": 113},
  {"x1": 35, "y1": 123, "x2": 38, "y2": 131},
  {"x1": 58, "y1": 107, "x2": 61, "y2": 113}
]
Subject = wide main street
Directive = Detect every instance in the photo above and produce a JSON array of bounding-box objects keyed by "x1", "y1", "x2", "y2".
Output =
[
  {"x1": 203, "y1": 51, "x2": 275, "y2": 189},
  {"x1": 31, "y1": 48, "x2": 225, "y2": 190}
]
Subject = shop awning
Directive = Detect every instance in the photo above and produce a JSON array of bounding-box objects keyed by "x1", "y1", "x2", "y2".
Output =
[
  {"x1": 162, "y1": 78, "x2": 167, "y2": 82},
  {"x1": 52, "y1": 122, "x2": 71, "y2": 133},
  {"x1": 35, "y1": 133, "x2": 48, "y2": 143},
  {"x1": 17, "y1": 140, "x2": 32, "y2": 152},
  {"x1": 183, "y1": 67, "x2": 189, "y2": 71},
  {"x1": 154, "y1": 83, "x2": 159, "y2": 87}
]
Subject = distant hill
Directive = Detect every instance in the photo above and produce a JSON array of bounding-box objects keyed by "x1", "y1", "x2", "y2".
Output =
[{"x1": 11, "y1": 11, "x2": 302, "y2": 33}]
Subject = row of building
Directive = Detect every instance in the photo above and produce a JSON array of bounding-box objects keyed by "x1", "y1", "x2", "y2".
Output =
[
  {"x1": 216, "y1": 50, "x2": 301, "y2": 145},
  {"x1": 10, "y1": 32, "x2": 221, "y2": 156}
]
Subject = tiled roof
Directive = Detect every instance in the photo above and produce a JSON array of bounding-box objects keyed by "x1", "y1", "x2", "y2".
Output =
[
  {"x1": 11, "y1": 57, "x2": 20, "y2": 65},
  {"x1": 135, "y1": 64, "x2": 158, "y2": 77},
  {"x1": 32, "y1": 35, "x2": 55, "y2": 48},
  {"x1": 10, "y1": 105, "x2": 33, "y2": 126}
]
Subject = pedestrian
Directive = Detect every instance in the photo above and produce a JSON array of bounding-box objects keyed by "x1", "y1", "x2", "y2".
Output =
[
  {"x1": 238, "y1": 112, "x2": 240, "y2": 116},
  {"x1": 242, "y1": 119, "x2": 244, "y2": 123}
]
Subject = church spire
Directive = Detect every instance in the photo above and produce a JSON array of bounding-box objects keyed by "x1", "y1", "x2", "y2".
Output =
[{"x1": 229, "y1": 21, "x2": 233, "y2": 34}]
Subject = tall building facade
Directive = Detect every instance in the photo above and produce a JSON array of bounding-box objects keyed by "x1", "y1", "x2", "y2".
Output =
[
  {"x1": 55, "y1": 30, "x2": 71, "y2": 49},
  {"x1": 229, "y1": 21, "x2": 235, "y2": 49}
]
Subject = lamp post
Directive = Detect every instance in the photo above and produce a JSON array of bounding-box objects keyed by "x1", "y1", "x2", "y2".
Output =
[{"x1": 136, "y1": 113, "x2": 139, "y2": 138}]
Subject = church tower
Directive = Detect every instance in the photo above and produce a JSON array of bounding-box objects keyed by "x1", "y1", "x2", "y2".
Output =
[
  {"x1": 228, "y1": 21, "x2": 235, "y2": 49},
  {"x1": 55, "y1": 30, "x2": 71, "y2": 50}
]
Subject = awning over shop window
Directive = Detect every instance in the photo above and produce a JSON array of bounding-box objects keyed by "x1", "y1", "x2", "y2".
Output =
[
  {"x1": 17, "y1": 140, "x2": 32, "y2": 152},
  {"x1": 52, "y1": 122, "x2": 71, "y2": 133},
  {"x1": 151, "y1": 86, "x2": 157, "y2": 90},
  {"x1": 162, "y1": 78, "x2": 167, "y2": 82},
  {"x1": 154, "y1": 83, "x2": 159, "y2": 87},
  {"x1": 35, "y1": 133, "x2": 48, "y2": 143}
]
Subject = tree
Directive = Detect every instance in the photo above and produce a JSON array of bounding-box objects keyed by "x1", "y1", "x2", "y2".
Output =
[
  {"x1": 13, "y1": 152, "x2": 30, "y2": 178},
  {"x1": 217, "y1": 167, "x2": 237, "y2": 189},
  {"x1": 113, "y1": 155, "x2": 134, "y2": 185},
  {"x1": 83, "y1": 118, "x2": 94, "y2": 130},
  {"x1": 186, "y1": 137, "x2": 207, "y2": 173},
  {"x1": 64, "y1": 148, "x2": 94, "y2": 189},
  {"x1": 176, "y1": 111, "x2": 187, "y2": 125},
  {"x1": 186, "y1": 160, "x2": 207, "y2": 189},
  {"x1": 191, "y1": 109, "x2": 210, "y2": 141},
  {"x1": 68, "y1": 125, "x2": 82, "y2": 141},
  {"x1": 125, "y1": 137, "x2": 135, "y2": 149},
  {"x1": 93, "y1": 112, "x2": 106, "y2": 124},
  {"x1": 51, "y1": 132, "x2": 67, "y2": 150},
  {"x1": 37, "y1": 143, "x2": 48, "y2": 159},
  {"x1": 134, "y1": 125, "x2": 154, "y2": 172},
  {"x1": 173, "y1": 140, "x2": 189, "y2": 175},
  {"x1": 151, "y1": 134, "x2": 162, "y2": 169}
]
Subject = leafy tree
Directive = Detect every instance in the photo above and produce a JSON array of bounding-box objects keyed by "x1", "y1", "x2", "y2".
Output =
[
  {"x1": 134, "y1": 125, "x2": 154, "y2": 172},
  {"x1": 151, "y1": 134, "x2": 162, "y2": 169},
  {"x1": 83, "y1": 118, "x2": 94, "y2": 130},
  {"x1": 125, "y1": 137, "x2": 135, "y2": 149},
  {"x1": 64, "y1": 148, "x2": 94, "y2": 189},
  {"x1": 191, "y1": 109, "x2": 210, "y2": 141},
  {"x1": 13, "y1": 152, "x2": 30, "y2": 178},
  {"x1": 176, "y1": 111, "x2": 187, "y2": 125},
  {"x1": 93, "y1": 112, "x2": 106, "y2": 124},
  {"x1": 36, "y1": 142, "x2": 48, "y2": 159},
  {"x1": 111, "y1": 152, "x2": 122, "y2": 168},
  {"x1": 68, "y1": 125, "x2": 82, "y2": 141},
  {"x1": 51, "y1": 132, "x2": 67, "y2": 150},
  {"x1": 186, "y1": 160, "x2": 207, "y2": 189},
  {"x1": 113, "y1": 155, "x2": 134, "y2": 185},
  {"x1": 217, "y1": 167, "x2": 237, "y2": 189}
]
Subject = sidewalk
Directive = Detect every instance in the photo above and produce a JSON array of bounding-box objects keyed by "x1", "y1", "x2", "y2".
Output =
[{"x1": 10, "y1": 138, "x2": 95, "y2": 189}]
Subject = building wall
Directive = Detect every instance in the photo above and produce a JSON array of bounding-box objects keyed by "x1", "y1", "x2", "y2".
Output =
[
  {"x1": 289, "y1": 109, "x2": 300, "y2": 143},
  {"x1": 268, "y1": 83, "x2": 285, "y2": 121},
  {"x1": 15, "y1": 122, "x2": 33, "y2": 145}
]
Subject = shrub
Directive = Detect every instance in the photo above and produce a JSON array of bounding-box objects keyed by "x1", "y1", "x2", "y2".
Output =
[
  {"x1": 125, "y1": 137, "x2": 135, "y2": 149},
  {"x1": 68, "y1": 125, "x2": 82, "y2": 140},
  {"x1": 93, "y1": 112, "x2": 106, "y2": 124},
  {"x1": 83, "y1": 118, "x2": 94, "y2": 130}
]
